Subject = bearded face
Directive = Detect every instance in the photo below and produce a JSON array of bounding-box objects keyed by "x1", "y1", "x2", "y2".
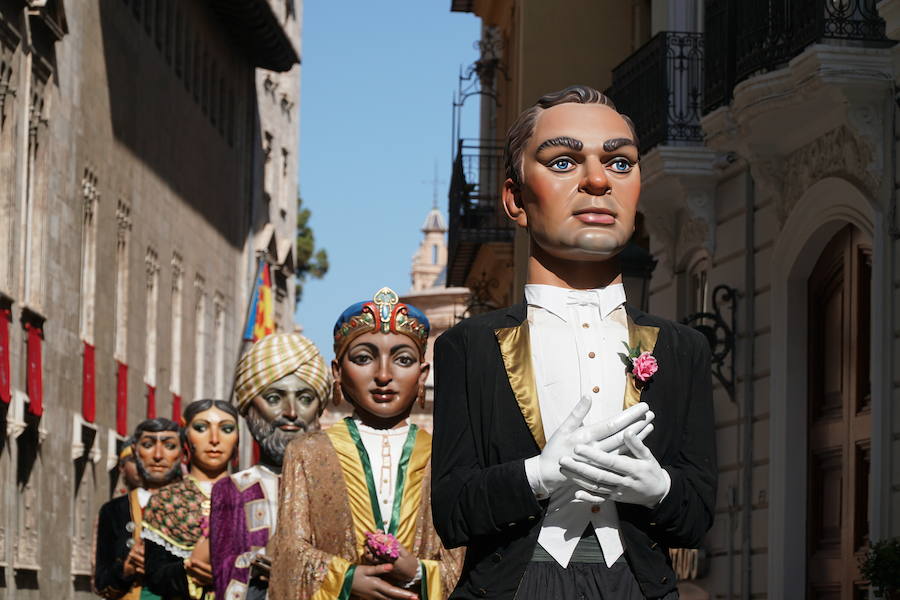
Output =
[
  {"x1": 134, "y1": 431, "x2": 183, "y2": 487},
  {"x1": 244, "y1": 372, "x2": 322, "y2": 466}
]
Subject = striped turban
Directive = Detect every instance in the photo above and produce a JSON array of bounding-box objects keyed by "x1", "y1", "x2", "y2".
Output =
[{"x1": 233, "y1": 333, "x2": 330, "y2": 415}]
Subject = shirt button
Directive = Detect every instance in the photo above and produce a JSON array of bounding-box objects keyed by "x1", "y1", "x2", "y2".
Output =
[
  {"x1": 588, "y1": 352, "x2": 595, "y2": 359},
  {"x1": 592, "y1": 386, "x2": 600, "y2": 393},
  {"x1": 591, "y1": 505, "x2": 600, "y2": 513},
  {"x1": 582, "y1": 323, "x2": 590, "y2": 328},
  {"x1": 660, "y1": 576, "x2": 668, "y2": 584}
]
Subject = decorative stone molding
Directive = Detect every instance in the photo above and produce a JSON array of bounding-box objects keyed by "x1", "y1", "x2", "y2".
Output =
[
  {"x1": 70, "y1": 414, "x2": 100, "y2": 463},
  {"x1": 639, "y1": 145, "x2": 719, "y2": 270},
  {"x1": 145, "y1": 247, "x2": 159, "y2": 283},
  {"x1": 779, "y1": 126, "x2": 879, "y2": 224},
  {"x1": 878, "y1": 0, "x2": 900, "y2": 41},
  {"x1": 702, "y1": 43, "x2": 894, "y2": 227}
]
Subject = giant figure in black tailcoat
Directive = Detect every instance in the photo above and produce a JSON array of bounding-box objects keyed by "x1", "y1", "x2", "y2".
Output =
[{"x1": 431, "y1": 85, "x2": 717, "y2": 600}]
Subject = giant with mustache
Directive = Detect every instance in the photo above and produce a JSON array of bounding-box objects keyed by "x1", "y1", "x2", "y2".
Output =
[{"x1": 210, "y1": 333, "x2": 330, "y2": 600}]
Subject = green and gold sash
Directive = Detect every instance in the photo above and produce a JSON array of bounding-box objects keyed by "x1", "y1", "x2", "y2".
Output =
[{"x1": 317, "y1": 419, "x2": 439, "y2": 600}]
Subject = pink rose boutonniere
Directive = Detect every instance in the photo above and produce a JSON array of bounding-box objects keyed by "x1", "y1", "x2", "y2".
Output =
[
  {"x1": 364, "y1": 530, "x2": 400, "y2": 563},
  {"x1": 619, "y1": 343, "x2": 658, "y2": 386}
]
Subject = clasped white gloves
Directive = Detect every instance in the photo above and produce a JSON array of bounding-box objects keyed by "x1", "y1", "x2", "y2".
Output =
[
  {"x1": 529, "y1": 397, "x2": 655, "y2": 499},
  {"x1": 560, "y1": 421, "x2": 671, "y2": 508}
]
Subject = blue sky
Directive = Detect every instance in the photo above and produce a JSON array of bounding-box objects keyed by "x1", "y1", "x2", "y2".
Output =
[{"x1": 293, "y1": 1, "x2": 480, "y2": 359}]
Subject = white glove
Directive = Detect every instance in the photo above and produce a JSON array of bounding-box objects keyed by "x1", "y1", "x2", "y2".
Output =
[
  {"x1": 560, "y1": 427, "x2": 670, "y2": 508},
  {"x1": 529, "y1": 398, "x2": 653, "y2": 497}
]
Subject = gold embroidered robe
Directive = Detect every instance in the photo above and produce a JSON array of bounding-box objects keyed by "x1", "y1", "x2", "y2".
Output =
[{"x1": 269, "y1": 421, "x2": 462, "y2": 600}]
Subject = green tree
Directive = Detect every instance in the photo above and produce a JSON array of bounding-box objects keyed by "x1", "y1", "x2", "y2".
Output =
[{"x1": 295, "y1": 196, "x2": 328, "y2": 305}]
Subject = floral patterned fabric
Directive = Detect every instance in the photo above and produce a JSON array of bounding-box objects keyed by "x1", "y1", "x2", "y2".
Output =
[{"x1": 142, "y1": 477, "x2": 211, "y2": 558}]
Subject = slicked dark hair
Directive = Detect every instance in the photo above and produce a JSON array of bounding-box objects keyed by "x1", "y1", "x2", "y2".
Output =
[
  {"x1": 180, "y1": 399, "x2": 239, "y2": 447},
  {"x1": 132, "y1": 417, "x2": 179, "y2": 442},
  {"x1": 504, "y1": 84, "x2": 639, "y2": 187}
]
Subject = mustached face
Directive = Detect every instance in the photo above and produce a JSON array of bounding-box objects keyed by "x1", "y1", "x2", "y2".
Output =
[
  {"x1": 134, "y1": 431, "x2": 183, "y2": 487},
  {"x1": 244, "y1": 372, "x2": 322, "y2": 466}
]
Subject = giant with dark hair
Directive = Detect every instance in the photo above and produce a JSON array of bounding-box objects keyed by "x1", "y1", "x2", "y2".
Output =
[
  {"x1": 180, "y1": 398, "x2": 239, "y2": 448},
  {"x1": 504, "y1": 84, "x2": 639, "y2": 187},
  {"x1": 131, "y1": 417, "x2": 179, "y2": 442}
]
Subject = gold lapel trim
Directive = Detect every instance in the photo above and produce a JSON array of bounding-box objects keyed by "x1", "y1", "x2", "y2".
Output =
[
  {"x1": 494, "y1": 321, "x2": 546, "y2": 449},
  {"x1": 623, "y1": 314, "x2": 660, "y2": 409}
]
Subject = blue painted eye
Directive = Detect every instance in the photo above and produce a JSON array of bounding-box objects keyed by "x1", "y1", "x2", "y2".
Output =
[
  {"x1": 549, "y1": 159, "x2": 574, "y2": 172},
  {"x1": 609, "y1": 158, "x2": 634, "y2": 173}
]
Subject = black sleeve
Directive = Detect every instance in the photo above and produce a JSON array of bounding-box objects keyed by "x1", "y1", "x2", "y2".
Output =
[
  {"x1": 431, "y1": 327, "x2": 543, "y2": 549},
  {"x1": 645, "y1": 329, "x2": 718, "y2": 548},
  {"x1": 143, "y1": 539, "x2": 190, "y2": 598},
  {"x1": 94, "y1": 501, "x2": 135, "y2": 599}
]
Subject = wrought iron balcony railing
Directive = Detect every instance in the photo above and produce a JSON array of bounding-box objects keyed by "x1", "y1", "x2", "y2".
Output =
[
  {"x1": 606, "y1": 31, "x2": 705, "y2": 156},
  {"x1": 704, "y1": 0, "x2": 894, "y2": 113},
  {"x1": 446, "y1": 139, "x2": 513, "y2": 287}
]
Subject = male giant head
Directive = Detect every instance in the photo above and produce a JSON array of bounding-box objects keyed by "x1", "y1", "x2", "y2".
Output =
[
  {"x1": 502, "y1": 85, "x2": 640, "y2": 286},
  {"x1": 233, "y1": 332, "x2": 330, "y2": 467},
  {"x1": 131, "y1": 417, "x2": 183, "y2": 489}
]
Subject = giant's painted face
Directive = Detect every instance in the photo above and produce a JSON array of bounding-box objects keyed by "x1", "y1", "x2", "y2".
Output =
[
  {"x1": 334, "y1": 331, "x2": 429, "y2": 428},
  {"x1": 185, "y1": 407, "x2": 238, "y2": 475},
  {"x1": 135, "y1": 430, "x2": 182, "y2": 487},
  {"x1": 245, "y1": 372, "x2": 322, "y2": 466},
  {"x1": 513, "y1": 102, "x2": 640, "y2": 261}
]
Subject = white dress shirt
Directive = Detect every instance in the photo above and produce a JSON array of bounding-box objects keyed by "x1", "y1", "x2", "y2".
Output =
[
  {"x1": 355, "y1": 418, "x2": 411, "y2": 530},
  {"x1": 522, "y1": 283, "x2": 629, "y2": 568},
  {"x1": 136, "y1": 487, "x2": 152, "y2": 509}
]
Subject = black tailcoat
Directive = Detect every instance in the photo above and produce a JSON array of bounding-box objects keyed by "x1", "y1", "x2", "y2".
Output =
[
  {"x1": 431, "y1": 302, "x2": 717, "y2": 599},
  {"x1": 94, "y1": 494, "x2": 138, "y2": 599}
]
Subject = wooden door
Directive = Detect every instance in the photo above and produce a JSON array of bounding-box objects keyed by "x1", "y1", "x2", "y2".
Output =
[{"x1": 806, "y1": 225, "x2": 872, "y2": 600}]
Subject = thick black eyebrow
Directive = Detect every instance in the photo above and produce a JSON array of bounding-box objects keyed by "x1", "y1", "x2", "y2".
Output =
[
  {"x1": 535, "y1": 136, "x2": 583, "y2": 154},
  {"x1": 603, "y1": 138, "x2": 637, "y2": 152},
  {"x1": 139, "y1": 434, "x2": 178, "y2": 442}
]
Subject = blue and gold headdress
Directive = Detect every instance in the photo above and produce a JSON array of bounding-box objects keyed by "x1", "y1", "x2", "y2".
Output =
[{"x1": 333, "y1": 287, "x2": 430, "y2": 359}]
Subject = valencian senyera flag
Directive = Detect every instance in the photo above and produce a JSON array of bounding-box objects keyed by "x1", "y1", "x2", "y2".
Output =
[{"x1": 244, "y1": 259, "x2": 276, "y2": 341}]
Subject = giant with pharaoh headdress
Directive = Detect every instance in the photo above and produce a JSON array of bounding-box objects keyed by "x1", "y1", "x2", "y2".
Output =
[
  {"x1": 333, "y1": 287, "x2": 430, "y2": 360},
  {"x1": 210, "y1": 332, "x2": 330, "y2": 600}
]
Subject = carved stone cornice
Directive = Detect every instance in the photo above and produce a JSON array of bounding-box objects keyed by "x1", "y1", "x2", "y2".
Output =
[
  {"x1": 878, "y1": 0, "x2": 900, "y2": 41},
  {"x1": 702, "y1": 43, "x2": 894, "y2": 226},
  {"x1": 639, "y1": 145, "x2": 719, "y2": 270}
]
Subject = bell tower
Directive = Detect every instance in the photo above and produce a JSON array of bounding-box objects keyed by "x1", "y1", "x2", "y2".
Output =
[{"x1": 411, "y1": 207, "x2": 447, "y2": 292}]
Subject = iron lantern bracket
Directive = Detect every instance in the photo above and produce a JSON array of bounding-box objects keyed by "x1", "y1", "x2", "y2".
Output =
[{"x1": 681, "y1": 284, "x2": 738, "y2": 401}]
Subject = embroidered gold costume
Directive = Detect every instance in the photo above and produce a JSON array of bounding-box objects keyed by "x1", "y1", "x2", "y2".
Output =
[{"x1": 269, "y1": 417, "x2": 462, "y2": 600}]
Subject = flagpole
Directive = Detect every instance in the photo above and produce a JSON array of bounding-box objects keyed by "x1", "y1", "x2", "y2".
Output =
[{"x1": 230, "y1": 253, "x2": 264, "y2": 403}]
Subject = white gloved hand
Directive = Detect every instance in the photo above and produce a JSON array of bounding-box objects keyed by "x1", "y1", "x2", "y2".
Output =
[
  {"x1": 532, "y1": 398, "x2": 653, "y2": 497},
  {"x1": 560, "y1": 427, "x2": 670, "y2": 508}
]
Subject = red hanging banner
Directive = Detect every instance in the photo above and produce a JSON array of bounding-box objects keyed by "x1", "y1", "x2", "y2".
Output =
[
  {"x1": 146, "y1": 384, "x2": 156, "y2": 419},
  {"x1": 0, "y1": 308, "x2": 10, "y2": 404},
  {"x1": 25, "y1": 323, "x2": 43, "y2": 417},
  {"x1": 172, "y1": 393, "x2": 182, "y2": 425},
  {"x1": 82, "y1": 342, "x2": 96, "y2": 423},
  {"x1": 116, "y1": 361, "x2": 128, "y2": 435}
]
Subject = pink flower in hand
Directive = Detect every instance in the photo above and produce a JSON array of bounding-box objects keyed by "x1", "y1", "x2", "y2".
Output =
[
  {"x1": 364, "y1": 530, "x2": 400, "y2": 563},
  {"x1": 632, "y1": 351, "x2": 658, "y2": 382}
]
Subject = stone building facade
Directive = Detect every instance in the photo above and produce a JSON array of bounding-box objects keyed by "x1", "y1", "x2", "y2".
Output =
[
  {"x1": 449, "y1": 1, "x2": 900, "y2": 598},
  {"x1": 0, "y1": 1, "x2": 299, "y2": 598}
]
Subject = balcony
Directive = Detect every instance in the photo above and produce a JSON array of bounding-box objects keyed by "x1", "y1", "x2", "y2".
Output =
[
  {"x1": 606, "y1": 31, "x2": 705, "y2": 156},
  {"x1": 704, "y1": 0, "x2": 894, "y2": 113},
  {"x1": 446, "y1": 139, "x2": 513, "y2": 287}
]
